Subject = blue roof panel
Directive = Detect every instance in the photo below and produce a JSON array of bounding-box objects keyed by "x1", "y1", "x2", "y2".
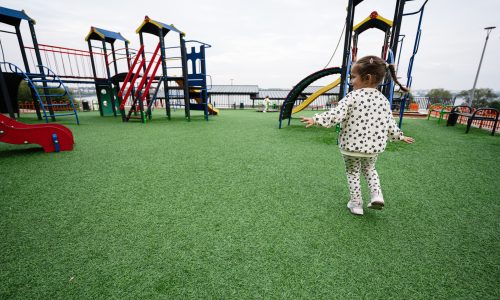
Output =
[
  {"x1": 155, "y1": 20, "x2": 182, "y2": 35},
  {"x1": 86, "y1": 27, "x2": 129, "y2": 43},
  {"x1": 0, "y1": 7, "x2": 34, "y2": 26},
  {"x1": 96, "y1": 27, "x2": 127, "y2": 42}
]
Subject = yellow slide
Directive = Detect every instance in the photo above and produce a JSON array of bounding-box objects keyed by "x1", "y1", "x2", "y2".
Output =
[
  {"x1": 175, "y1": 79, "x2": 219, "y2": 115},
  {"x1": 292, "y1": 78, "x2": 341, "y2": 114},
  {"x1": 195, "y1": 98, "x2": 219, "y2": 115},
  {"x1": 203, "y1": 98, "x2": 219, "y2": 116},
  {"x1": 208, "y1": 104, "x2": 219, "y2": 115}
]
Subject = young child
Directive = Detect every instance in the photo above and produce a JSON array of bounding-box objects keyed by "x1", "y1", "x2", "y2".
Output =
[
  {"x1": 263, "y1": 96, "x2": 271, "y2": 113},
  {"x1": 300, "y1": 55, "x2": 415, "y2": 216}
]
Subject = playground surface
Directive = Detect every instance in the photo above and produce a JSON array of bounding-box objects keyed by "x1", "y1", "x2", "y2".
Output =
[{"x1": 0, "y1": 110, "x2": 499, "y2": 299}]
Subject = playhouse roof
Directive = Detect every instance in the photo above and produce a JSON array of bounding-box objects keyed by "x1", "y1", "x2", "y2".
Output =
[
  {"x1": 0, "y1": 7, "x2": 35, "y2": 26},
  {"x1": 353, "y1": 11, "x2": 393, "y2": 34},
  {"x1": 136, "y1": 16, "x2": 184, "y2": 37},
  {"x1": 85, "y1": 27, "x2": 129, "y2": 43}
]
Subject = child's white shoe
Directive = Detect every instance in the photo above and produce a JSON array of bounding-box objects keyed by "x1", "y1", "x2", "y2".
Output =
[
  {"x1": 347, "y1": 201, "x2": 364, "y2": 215},
  {"x1": 368, "y1": 197, "x2": 384, "y2": 210}
]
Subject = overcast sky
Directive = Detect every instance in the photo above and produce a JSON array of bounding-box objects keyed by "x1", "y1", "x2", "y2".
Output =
[{"x1": 1, "y1": 0, "x2": 499, "y2": 91}]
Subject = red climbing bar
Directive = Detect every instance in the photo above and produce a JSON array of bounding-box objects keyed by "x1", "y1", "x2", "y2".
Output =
[
  {"x1": 133, "y1": 43, "x2": 161, "y2": 98},
  {"x1": 118, "y1": 44, "x2": 144, "y2": 99},
  {"x1": 119, "y1": 59, "x2": 145, "y2": 110}
]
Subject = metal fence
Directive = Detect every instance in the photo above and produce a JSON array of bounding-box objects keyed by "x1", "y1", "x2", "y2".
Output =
[{"x1": 208, "y1": 94, "x2": 335, "y2": 110}]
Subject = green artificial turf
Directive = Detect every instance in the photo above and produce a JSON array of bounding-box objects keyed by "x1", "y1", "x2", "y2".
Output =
[{"x1": 1, "y1": 110, "x2": 499, "y2": 299}]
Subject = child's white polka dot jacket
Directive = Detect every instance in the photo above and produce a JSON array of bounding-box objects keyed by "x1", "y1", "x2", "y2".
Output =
[{"x1": 313, "y1": 88, "x2": 405, "y2": 155}]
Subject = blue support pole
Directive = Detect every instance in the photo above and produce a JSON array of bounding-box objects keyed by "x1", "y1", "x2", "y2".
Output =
[{"x1": 398, "y1": 0, "x2": 428, "y2": 128}]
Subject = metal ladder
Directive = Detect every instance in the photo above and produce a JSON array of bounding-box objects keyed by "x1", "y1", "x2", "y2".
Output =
[{"x1": 1, "y1": 62, "x2": 79, "y2": 124}]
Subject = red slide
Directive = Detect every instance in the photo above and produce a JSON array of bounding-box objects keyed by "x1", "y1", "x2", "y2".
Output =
[{"x1": 0, "y1": 114, "x2": 74, "y2": 153}]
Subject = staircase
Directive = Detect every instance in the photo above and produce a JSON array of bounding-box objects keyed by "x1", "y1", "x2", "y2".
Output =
[
  {"x1": 0, "y1": 62, "x2": 80, "y2": 125},
  {"x1": 118, "y1": 43, "x2": 163, "y2": 123}
]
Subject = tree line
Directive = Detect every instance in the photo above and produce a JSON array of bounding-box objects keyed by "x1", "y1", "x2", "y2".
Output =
[
  {"x1": 17, "y1": 81, "x2": 73, "y2": 102},
  {"x1": 425, "y1": 88, "x2": 499, "y2": 109}
]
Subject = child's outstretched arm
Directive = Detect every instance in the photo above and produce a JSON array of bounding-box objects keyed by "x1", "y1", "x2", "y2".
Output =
[
  {"x1": 301, "y1": 94, "x2": 351, "y2": 128},
  {"x1": 386, "y1": 112, "x2": 415, "y2": 144},
  {"x1": 384, "y1": 101, "x2": 415, "y2": 144},
  {"x1": 388, "y1": 122, "x2": 415, "y2": 144}
]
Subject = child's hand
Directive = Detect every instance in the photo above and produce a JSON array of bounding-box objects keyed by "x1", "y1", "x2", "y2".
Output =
[
  {"x1": 402, "y1": 136, "x2": 415, "y2": 144},
  {"x1": 300, "y1": 116, "x2": 315, "y2": 128}
]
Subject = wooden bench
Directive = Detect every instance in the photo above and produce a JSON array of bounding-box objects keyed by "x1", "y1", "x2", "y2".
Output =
[
  {"x1": 447, "y1": 105, "x2": 499, "y2": 136},
  {"x1": 427, "y1": 103, "x2": 454, "y2": 123}
]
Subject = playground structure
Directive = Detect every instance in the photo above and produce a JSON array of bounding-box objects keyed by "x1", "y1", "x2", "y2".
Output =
[
  {"x1": 0, "y1": 6, "x2": 214, "y2": 126},
  {"x1": 0, "y1": 113, "x2": 74, "y2": 152},
  {"x1": 282, "y1": 10, "x2": 393, "y2": 118},
  {"x1": 0, "y1": 7, "x2": 80, "y2": 125},
  {"x1": 116, "y1": 16, "x2": 216, "y2": 123},
  {"x1": 85, "y1": 26, "x2": 131, "y2": 118},
  {"x1": 396, "y1": 0, "x2": 429, "y2": 127},
  {"x1": 0, "y1": 6, "x2": 215, "y2": 152},
  {"x1": 279, "y1": 0, "x2": 429, "y2": 129}
]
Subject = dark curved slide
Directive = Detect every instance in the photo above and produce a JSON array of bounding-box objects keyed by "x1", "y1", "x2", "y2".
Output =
[{"x1": 279, "y1": 67, "x2": 341, "y2": 128}]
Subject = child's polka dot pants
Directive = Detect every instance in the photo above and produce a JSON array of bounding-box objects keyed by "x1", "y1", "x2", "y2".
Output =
[{"x1": 342, "y1": 155, "x2": 382, "y2": 204}]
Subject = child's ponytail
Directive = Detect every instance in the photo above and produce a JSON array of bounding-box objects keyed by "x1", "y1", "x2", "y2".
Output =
[{"x1": 387, "y1": 64, "x2": 410, "y2": 93}]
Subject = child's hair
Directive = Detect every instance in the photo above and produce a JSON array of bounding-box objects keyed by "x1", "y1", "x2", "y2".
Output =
[{"x1": 354, "y1": 55, "x2": 410, "y2": 93}]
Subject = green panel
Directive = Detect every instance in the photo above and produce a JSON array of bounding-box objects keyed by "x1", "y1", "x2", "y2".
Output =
[{"x1": 97, "y1": 85, "x2": 114, "y2": 116}]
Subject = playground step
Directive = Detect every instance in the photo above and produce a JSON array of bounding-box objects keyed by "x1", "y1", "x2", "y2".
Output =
[
  {"x1": 37, "y1": 85, "x2": 63, "y2": 89},
  {"x1": 38, "y1": 94, "x2": 67, "y2": 98},
  {"x1": 50, "y1": 113, "x2": 78, "y2": 117},
  {"x1": 24, "y1": 73, "x2": 45, "y2": 78},
  {"x1": 29, "y1": 78, "x2": 59, "y2": 82},
  {"x1": 43, "y1": 103, "x2": 72, "y2": 107}
]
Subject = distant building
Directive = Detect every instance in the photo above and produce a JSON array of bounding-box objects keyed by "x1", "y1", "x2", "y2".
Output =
[
  {"x1": 208, "y1": 85, "x2": 259, "y2": 108},
  {"x1": 208, "y1": 85, "x2": 339, "y2": 109}
]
